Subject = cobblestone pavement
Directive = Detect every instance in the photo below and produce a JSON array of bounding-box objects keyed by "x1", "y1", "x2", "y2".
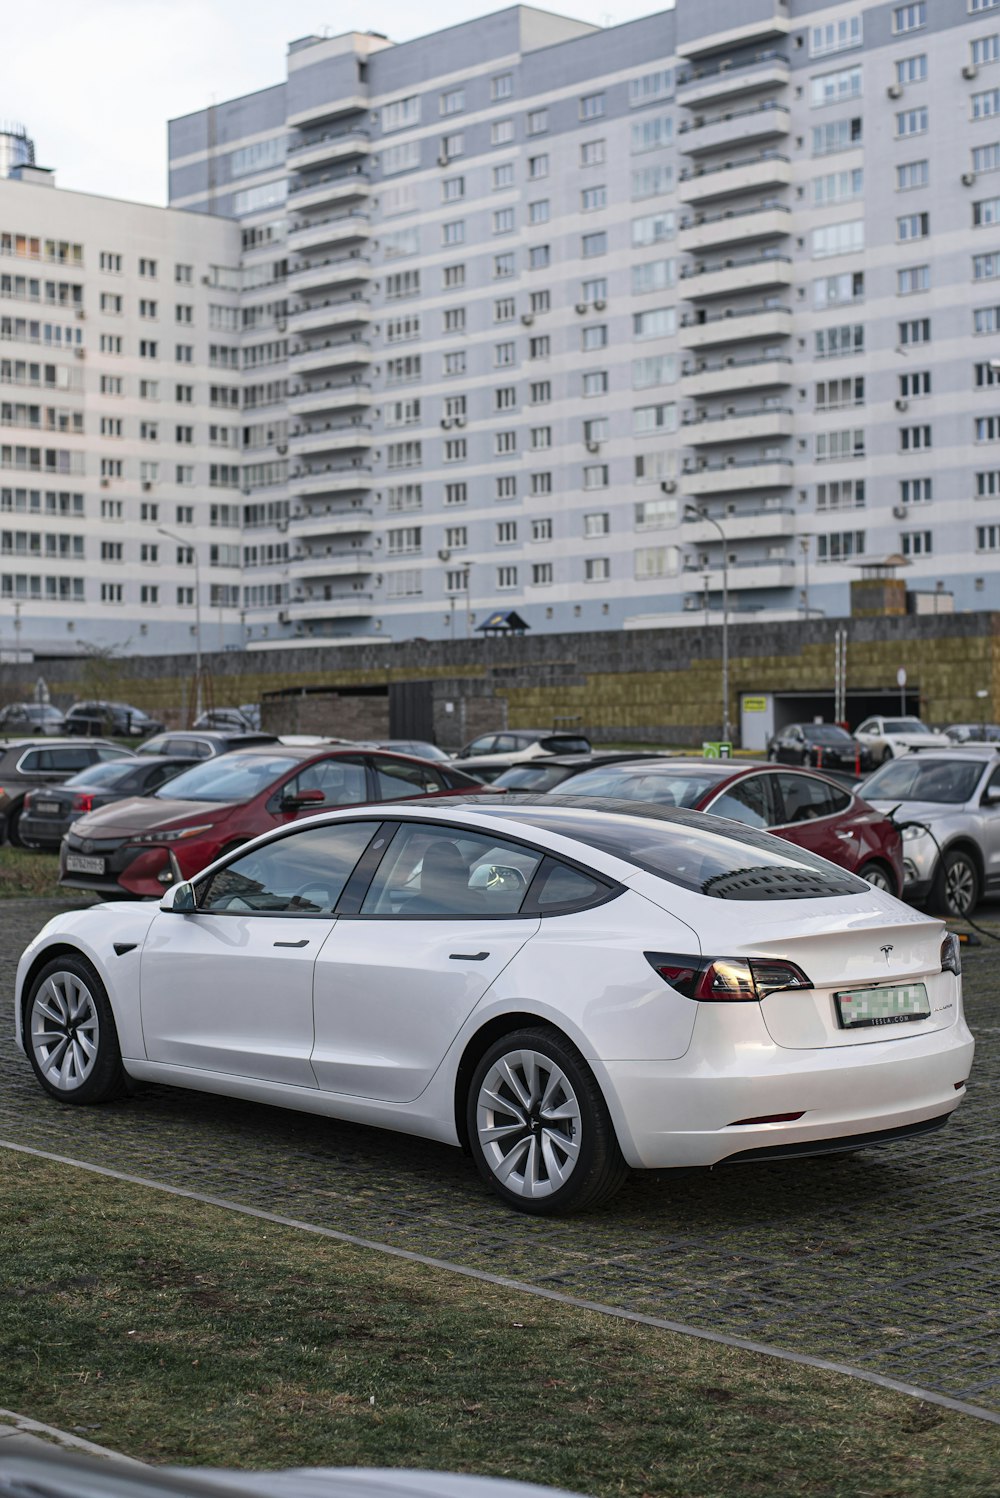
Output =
[{"x1": 3, "y1": 899, "x2": 998, "y2": 1409}]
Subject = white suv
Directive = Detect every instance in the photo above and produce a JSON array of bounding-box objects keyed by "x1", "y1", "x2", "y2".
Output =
[{"x1": 854, "y1": 716, "x2": 951, "y2": 765}]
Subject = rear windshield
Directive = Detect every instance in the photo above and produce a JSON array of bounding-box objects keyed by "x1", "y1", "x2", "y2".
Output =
[
  {"x1": 489, "y1": 799, "x2": 866, "y2": 900},
  {"x1": 803, "y1": 725, "x2": 852, "y2": 743},
  {"x1": 863, "y1": 757, "x2": 986, "y2": 804},
  {"x1": 540, "y1": 735, "x2": 591, "y2": 754},
  {"x1": 494, "y1": 764, "x2": 582, "y2": 791},
  {"x1": 154, "y1": 753, "x2": 300, "y2": 804},
  {"x1": 549, "y1": 765, "x2": 725, "y2": 807},
  {"x1": 64, "y1": 760, "x2": 142, "y2": 789}
]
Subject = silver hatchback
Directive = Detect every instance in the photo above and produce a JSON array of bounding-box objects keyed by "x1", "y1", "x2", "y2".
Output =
[{"x1": 862, "y1": 746, "x2": 1000, "y2": 915}]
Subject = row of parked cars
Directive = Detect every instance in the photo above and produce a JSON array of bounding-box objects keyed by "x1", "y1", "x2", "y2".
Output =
[{"x1": 2, "y1": 713, "x2": 999, "y2": 917}]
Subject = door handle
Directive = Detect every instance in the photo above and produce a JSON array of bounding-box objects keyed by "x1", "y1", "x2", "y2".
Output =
[
  {"x1": 835, "y1": 831, "x2": 855, "y2": 840},
  {"x1": 274, "y1": 938, "x2": 310, "y2": 948},
  {"x1": 450, "y1": 951, "x2": 489, "y2": 961}
]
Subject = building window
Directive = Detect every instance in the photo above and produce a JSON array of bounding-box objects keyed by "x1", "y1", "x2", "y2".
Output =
[
  {"x1": 900, "y1": 477, "x2": 932, "y2": 504},
  {"x1": 897, "y1": 265, "x2": 930, "y2": 294},
  {"x1": 582, "y1": 232, "x2": 607, "y2": 258},
  {"x1": 895, "y1": 55, "x2": 927, "y2": 85},
  {"x1": 496, "y1": 475, "x2": 517, "y2": 500},
  {"x1": 527, "y1": 109, "x2": 548, "y2": 135},
  {"x1": 894, "y1": 3, "x2": 926, "y2": 32},
  {"x1": 810, "y1": 17, "x2": 862, "y2": 56},
  {"x1": 492, "y1": 162, "x2": 514, "y2": 190},
  {"x1": 440, "y1": 88, "x2": 465, "y2": 116},
  {"x1": 529, "y1": 245, "x2": 550, "y2": 270},
  {"x1": 899, "y1": 317, "x2": 931, "y2": 343},
  {"x1": 491, "y1": 119, "x2": 514, "y2": 146},
  {"x1": 532, "y1": 562, "x2": 553, "y2": 585},
  {"x1": 972, "y1": 35, "x2": 1000, "y2": 66},
  {"x1": 580, "y1": 139, "x2": 606, "y2": 167},
  {"x1": 494, "y1": 253, "x2": 515, "y2": 279},
  {"x1": 900, "y1": 529, "x2": 932, "y2": 556},
  {"x1": 897, "y1": 212, "x2": 929, "y2": 240},
  {"x1": 497, "y1": 565, "x2": 518, "y2": 589},
  {"x1": 584, "y1": 557, "x2": 610, "y2": 582},
  {"x1": 810, "y1": 66, "x2": 862, "y2": 107},
  {"x1": 580, "y1": 92, "x2": 605, "y2": 119},
  {"x1": 528, "y1": 154, "x2": 549, "y2": 180},
  {"x1": 896, "y1": 107, "x2": 928, "y2": 137},
  {"x1": 583, "y1": 371, "x2": 609, "y2": 397},
  {"x1": 900, "y1": 424, "x2": 932, "y2": 449},
  {"x1": 899, "y1": 370, "x2": 931, "y2": 397},
  {"x1": 493, "y1": 208, "x2": 515, "y2": 235},
  {"x1": 530, "y1": 199, "x2": 551, "y2": 224}
]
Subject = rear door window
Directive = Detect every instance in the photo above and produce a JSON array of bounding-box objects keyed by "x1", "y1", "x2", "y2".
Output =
[
  {"x1": 370, "y1": 756, "x2": 446, "y2": 799},
  {"x1": 707, "y1": 773, "x2": 781, "y2": 830},
  {"x1": 360, "y1": 823, "x2": 543, "y2": 917},
  {"x1": 282, "y1": 756, "x2": 369, "y2": 809},
  {"x1": 772, "y1": 773, "x2": 850, "y2": 825}
]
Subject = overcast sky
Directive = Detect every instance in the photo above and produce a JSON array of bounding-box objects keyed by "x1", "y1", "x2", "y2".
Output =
[{"x1": 2, "y1": 0, "x2": 668, "y2": 207}]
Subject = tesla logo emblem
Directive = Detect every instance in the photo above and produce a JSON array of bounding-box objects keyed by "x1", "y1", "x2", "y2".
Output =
[{"x1": 881, "y1": 945, "x2": 894, "y2": 964}]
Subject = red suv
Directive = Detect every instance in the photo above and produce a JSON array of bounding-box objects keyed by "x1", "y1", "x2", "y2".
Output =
[{"x1": 59, "y1": 745, "x2": 491, "y2": 899}]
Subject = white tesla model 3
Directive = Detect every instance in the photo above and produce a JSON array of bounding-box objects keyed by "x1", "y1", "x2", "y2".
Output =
[{"x1": 15, "y1": 799, "x2": 974, "y2": 1214}]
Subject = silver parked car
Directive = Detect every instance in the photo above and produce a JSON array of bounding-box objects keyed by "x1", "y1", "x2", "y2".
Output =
[{"x1": 862, "y1": 745, "x2": 1000, "y2": 915}]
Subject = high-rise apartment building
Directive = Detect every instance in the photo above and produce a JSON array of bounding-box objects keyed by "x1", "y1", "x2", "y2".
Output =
[
  {"x1": 0, "y1": 173, "x2": 243, "y2": 654},
  {"x1": 4, "y1": 1, "x2": 1000, "y2": 656}
]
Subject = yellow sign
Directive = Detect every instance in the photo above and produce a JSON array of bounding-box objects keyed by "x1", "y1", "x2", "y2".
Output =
[{"x1": 742, "y1": 696, "x2": 768, "y2": 712}]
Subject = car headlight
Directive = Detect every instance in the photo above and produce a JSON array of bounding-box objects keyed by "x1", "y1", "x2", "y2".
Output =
[
  {"x1": 901, "y1": 823, "x2": 930, "y2": 841},
  {"x1": 142, "y1": 823, "x2": 217, "y2": 844}
]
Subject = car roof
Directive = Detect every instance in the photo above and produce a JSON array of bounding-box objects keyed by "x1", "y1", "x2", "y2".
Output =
[{"x1": 0, "y1": 735, "x2": 125, "y2": 749}]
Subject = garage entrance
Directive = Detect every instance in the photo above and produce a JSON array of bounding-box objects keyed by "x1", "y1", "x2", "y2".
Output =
[{"x1": 741, "y1": 689, "x2": 923, "y2": 751}]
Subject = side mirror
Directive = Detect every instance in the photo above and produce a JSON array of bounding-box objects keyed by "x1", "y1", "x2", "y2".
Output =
[
  {"x1": 983, "y1": 786, "x2": 1000, "y2": 807},
  {"x1": 161, "y1": 881, "x2": 196, "y2": 913},
  {"x1": 280, "y1": 788, "x2": 326, "y2": 809}
]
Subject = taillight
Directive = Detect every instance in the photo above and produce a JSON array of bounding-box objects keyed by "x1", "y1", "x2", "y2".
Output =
[
  {"x1": 72, "y1": 793, "x2": 94, "y2": 813},
  {"x1": 645, "y1": 952, "x2": 812, "y2": 1002},
  {"x1": 940, "y1": 932, "x2": 962, "y2": 977}
]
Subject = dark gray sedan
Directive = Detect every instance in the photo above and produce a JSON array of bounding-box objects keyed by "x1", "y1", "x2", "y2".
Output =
[{"x1": 18, "y1": 755, "x2": 191, "y2": 851}]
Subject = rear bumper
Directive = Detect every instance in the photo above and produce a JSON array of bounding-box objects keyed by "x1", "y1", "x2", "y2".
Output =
[{"x1": 600, "y1": 1012, "x2": 975, "y2": 1170}]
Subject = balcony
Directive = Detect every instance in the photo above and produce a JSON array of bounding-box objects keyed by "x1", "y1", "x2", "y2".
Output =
[
  {"x1": 285, "y1": 596, "x2": 375, "y2": 622},
  {"x1": 287, "y1": 96, "x2": 368, "y2": 131},
  {"x1": 289, "y1": 297, "x2": 371, "y2": 338},
  {"x1": 288, "y1": 169, "x2": 370, "y2": 214},
  {"x1": 678, "y1": 306, "x2": 792, "y2": 350},
  {"x1": 681, "y1": 457, "x2": 794, "y2": 495},
  {"x1": 288, "y1": 337, "x2": 372, "y2": 378},
  {"x1": 288, "y1": 211, "x2": 370, "y2": 255},
  {"x1": 680, "y1": 354, "x2": 793, "y2": 397},
  {"x1": 287, "y1": 254, "x2": 372, "y2": 298},
  {"x1": 288, "y1": 507, "x2": 375, "y2": 539},
  {"x1": 681, "y1": 253, "x2": 792, "y2": 302},
  {"x1": 682, "y1": 407, "x2": 793, "y2": 445},
  {"x1": 681, "y1": 506, "x2": 797, "y2": 543},
  {"x1": 289, "y1": 467, "x2": 373, "y2": 499},
  {"x1": 678, "y1": 201, "x2": 791, "y2": 254},
  {"x1": 676, "y1": 51, "x2": 790, "y2": 109},
  {"x1": 678, "y1": 152, "x2": 791, "y2": 205},
  {"x1": 685, "y1": 557, "x2": 796, "y2": 592},
  {"x1": 678, "y1": 102, "x2": 790, "y2": 157},
  {"x1": 287, "y1": 129, "x2": 371, "y2": 173},
  {"x1": 289, "y1": 422, "x2": 373, "y2": 459},
  {"x1": 287, "y1": 379, "x2": 372, "y2": 418},
  {"x1": 289, "y1": 547, "x2": 375, "y2": 579}
]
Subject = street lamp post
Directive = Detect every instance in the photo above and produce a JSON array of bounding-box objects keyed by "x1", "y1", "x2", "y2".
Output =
[
  {"x1": 158, "y1": 527, "x2": 203, "y2": 721},
  {"x1": 686, "y1": 504, "x2": 731, "y2": 744},
  {"x1": 799, "y1": 535, "x2": 811, "y2": 619}
]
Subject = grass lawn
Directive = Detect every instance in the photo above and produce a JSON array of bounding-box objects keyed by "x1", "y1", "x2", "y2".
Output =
[
  {"x1": 0, "y1": 847, "x2": 80, "y2": 901},
  {"x1": 2, "y1": 1152, "x2": 998, "y2": 1495}
]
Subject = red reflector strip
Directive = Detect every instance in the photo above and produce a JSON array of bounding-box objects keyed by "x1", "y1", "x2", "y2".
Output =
[
  {"x1": 728, "y1": 1111, "x2": 805, "y2": 1127},
  {"x1": 954, "y1": 1081, "x2": 967, "y2": 1091}
]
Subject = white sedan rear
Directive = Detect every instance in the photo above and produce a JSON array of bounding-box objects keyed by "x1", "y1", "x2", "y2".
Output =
[{"x1": 14, "y1": 798, "x2": 973, "y2": 1214}]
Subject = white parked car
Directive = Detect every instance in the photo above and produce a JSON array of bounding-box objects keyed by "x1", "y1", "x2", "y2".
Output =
[
  {"x1": 15, "y1": 799, "x2": 973, "y2": 1214},
  {"x1": 853, "y1": 716, "x2": 951, "y2": 765}
]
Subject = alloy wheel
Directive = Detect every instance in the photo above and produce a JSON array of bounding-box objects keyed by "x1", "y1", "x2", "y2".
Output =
[
  {"x1": 475, "y1": 1047, "x2": 582, "y2": 1200},
  {"x1": 29, "y1": 970, "x2": 100, "y2": 1091},
  {"x1": 945, "y1": 858, "x2": 977, "y2": 916}
]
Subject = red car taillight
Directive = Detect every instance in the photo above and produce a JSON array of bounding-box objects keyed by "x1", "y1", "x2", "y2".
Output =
[
  {"x1": 645, "y1": 953, "x2": 812, "y2": 1002},
  {"x1": 72, "y1": 793, "x2": 94, "y2": 813}
]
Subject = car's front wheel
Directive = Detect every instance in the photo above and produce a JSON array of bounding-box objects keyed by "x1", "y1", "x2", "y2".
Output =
[
  {"x1": 857, "y1": 860, "x2": 897, "y2": 896},
  {"x1": 467, "y1": 1026, "x2": 628, "y2": 1215},
  {"x1": 24, "y1": 956, "x2": 127, "y2": 1104},
  {"x1": 930, "y1": 849, "x2": 981, "y2": 919}
]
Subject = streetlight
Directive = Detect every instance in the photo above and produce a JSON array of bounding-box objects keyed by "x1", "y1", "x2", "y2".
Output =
[
  {"x1": 158, "y1": 526, "x2": 203, "y2": 721},
  {"x1": 685, "y1": 503, "x2": 731, "y2": 745},
  {"x1": 799, "y1": 535, "x2": 812, "y2": 619}
]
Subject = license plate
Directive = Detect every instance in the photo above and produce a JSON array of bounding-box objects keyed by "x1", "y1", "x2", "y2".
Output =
[
  {"x1": 64, "y1": 853, "x2": 105, "y2": 875},
  {"x1": 835, "y1": 983, "x2": 930, "y2": 1030},
  {"x1": 33, "y1": 800, "x2": 60, "y2": 815}
]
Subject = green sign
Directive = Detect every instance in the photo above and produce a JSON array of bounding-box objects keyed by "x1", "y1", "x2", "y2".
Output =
[{"x1": 702, "y1": 741, "x2": 733, "y2": 759}]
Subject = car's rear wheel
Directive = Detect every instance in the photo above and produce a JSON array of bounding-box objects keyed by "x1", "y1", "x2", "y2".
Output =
[
  {"x1": 467, "y1": 1026, "x2": 628, "y2": 1215},
  {"x1": 24, "y1": 956, "x2": 127, "y2": 1104},
  {"x1": 857, "y1": 860, "x2": 896, "y2": 896},
  {"x1": 930, "y1": 849, "x2": 980, "y2": 919}
]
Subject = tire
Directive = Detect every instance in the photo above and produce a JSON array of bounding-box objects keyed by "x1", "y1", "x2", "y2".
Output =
[
  {"x1": 5, "y1": 802, "x2": 25, "y2": 848},
  {"x1": 930, "y1": 849, "x2": 980, "y2": 919},
  {"x1": 466, "y1": 1026, "x2": 629, "y2": 1215},
  {"x1": 24, "y1": 955, "x2": 128, "y2": 1105},
  {"x1": 857, "y1": 861, "x2": 897, "y2": 897}
]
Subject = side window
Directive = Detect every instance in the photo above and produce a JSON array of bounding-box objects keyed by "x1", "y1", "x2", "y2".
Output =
[
  {"x1": 282, "y1": 756, "x2": 368, "y2": 808},
  {"x1": 774, "y1": 773, "x2": 850, "y2": 825},
  {"x1": 492, "y1": 734, "x2": 518, "y2": 752},
  {"x1": 18, "y1": 750, "x2": 44, "y2": 772},
  {"x1": 94, "y1": 744, "x2": 129, "y2": 762},
  {"x1": 527, "y1": 857, "x2": 614, "y2": 915},
  {"x1": 197, "y1": 821, "x2": 378, "y2": 915},
  {"x1": 170, "y1": 737, "x2": 210, "y2": 759},
  {"x1": 371, "y1": 756, "x2": 444, "y2": 799},
  {"x1": 49, "y1": 748, "x2": 95, "y2": 772},
  {"x1": 360, "y1": 822, "x2": 543, "y2": 917},
  {"x1": 465, "y1": 736, "x2": 497, "y2": 756},
  {"x1": 144, "y1": 764, "x2": 181, "y2": 790},
  {"x1": 709, "y1": 774, "x2": 776, "y2": 829}
]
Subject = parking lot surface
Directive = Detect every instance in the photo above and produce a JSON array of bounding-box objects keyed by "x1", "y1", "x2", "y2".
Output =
[{"x1": 3, "y1": 899, "x2": 998, "y2": 1411}]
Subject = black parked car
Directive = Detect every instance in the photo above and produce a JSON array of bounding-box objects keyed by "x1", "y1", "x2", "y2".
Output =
[
  {"x1": 0, "y1": 738, "x2": 134, "y2": 845},
  {"x1": 767, "y1": 722, "x2": 873, "y2": 774},
  {"x1": 19, "y1": 755, "x2": 192, "y2": 851},
  {"x1": 63, "y1": 701, "x2": 165, "y2": 738}
]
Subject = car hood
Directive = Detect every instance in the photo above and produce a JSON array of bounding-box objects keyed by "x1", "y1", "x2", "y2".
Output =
[
  {"x1": 867, "y1": 797, "x2": 969, "y2": 825},
  {"x1": 888, "y1": 732, "x2": 952, "y2": 748},
  {"x1": 68, "y1": 797, "x2": 237, "y2": 839}
]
